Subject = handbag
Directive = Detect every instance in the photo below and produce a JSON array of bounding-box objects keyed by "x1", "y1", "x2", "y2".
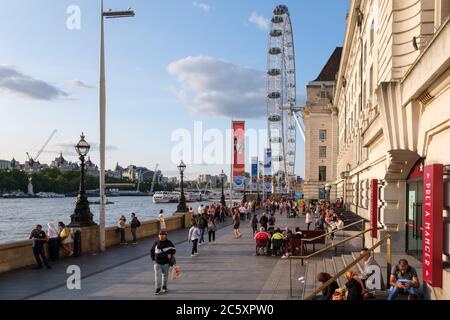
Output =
[{"x1": 168, "y1": 254, "x2": 176, "y2": 267}]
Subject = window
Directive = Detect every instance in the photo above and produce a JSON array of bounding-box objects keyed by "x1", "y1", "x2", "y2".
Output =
[
  {"x1": 364, "y1": 41, "x2": 367, "y2": 64},
  {"x1": 319, "y1": 166, "x2": 327, "y2": 182},
  {"x1": 319, "y1": 146, "x2": 327, "y2": 158},
  {"x1": 370, "y1": 20, "x2": 375, "y2": 47},
  {"x1": 319, "y1": 130, "x2": 327, "y2": 141},
  {"x1": 369, "y1": 66, "x2": 373, "y2": 101}
]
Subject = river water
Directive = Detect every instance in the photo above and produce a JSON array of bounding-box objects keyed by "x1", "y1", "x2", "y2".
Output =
[{"x1": 0, "y1": 197, "x2": 213, "y2": 244}]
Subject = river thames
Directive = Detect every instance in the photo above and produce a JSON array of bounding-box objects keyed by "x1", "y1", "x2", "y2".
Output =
[{"x1": 0, "y1": 197, "x2": 213, "y2": 244}]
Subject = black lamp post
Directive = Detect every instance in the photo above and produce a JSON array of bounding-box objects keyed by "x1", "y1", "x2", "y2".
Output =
[
  {"x1": 68, "y1": 133, "x2": 96, "y2": 227},
  {"x1": 177, "y1": 160, "x2": 188, "y2": 212},
  {"x1": 220, "y1": 170, "x2": 226, "y2": 207},
  {"x1": 242, "y1": 178, "x2": 247, "y2": 204}
]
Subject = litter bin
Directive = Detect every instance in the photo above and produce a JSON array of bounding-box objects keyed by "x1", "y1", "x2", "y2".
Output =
[{"x1": 73, "y1": 230, "x2": 82, "y2": 257}]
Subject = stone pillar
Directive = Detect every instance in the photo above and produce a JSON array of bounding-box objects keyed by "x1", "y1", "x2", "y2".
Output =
[
  {"x1": 379, "y1": 179, "x2": 407, "y2": 253},
  {"x1": 70, "y1": 225, "x2": 100, "y2": 255}
]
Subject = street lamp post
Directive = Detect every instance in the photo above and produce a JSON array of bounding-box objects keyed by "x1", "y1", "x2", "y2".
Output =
[
  {"x1": 99, "y1": 0, "x2": 135, "y2": 252},
  {"x1": 69, "y1": 133, "x2": 96, "y2": 228},
  {"x1": 220, "y1": 170, "x2": 226, "y2": 207},
  {"x1": 177, "y1": 160, "x2": 188, "y2": 212},
  {"x1": 242, "y1": 178, "x2": 247, "y2": 204}
]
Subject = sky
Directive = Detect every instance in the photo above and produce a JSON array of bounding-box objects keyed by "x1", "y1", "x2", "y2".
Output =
[{"x1": 0, "y1": 0, "x2": 349, "y2": 179}]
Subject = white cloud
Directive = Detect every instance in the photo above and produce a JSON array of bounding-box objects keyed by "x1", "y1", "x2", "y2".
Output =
[
  {"x1": 0, "y1": 65, "x2": 68, "y2": 100},
  {"x1": 249, "y1": 12, "x2": 270, "y2": 31},
  {"x1": 193, "y1": 2, "x2": 211, "y2": 12},
  {"x1": 168, "y1": 56, "x2": 266, "y2": 119},
  {"x1": 66, "y1": 79, "x2": 94, "y2": 89}
]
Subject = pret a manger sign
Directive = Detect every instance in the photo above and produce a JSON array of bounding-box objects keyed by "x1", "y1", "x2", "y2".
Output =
[{"x1": 422, "y1": 164, "x2": 443, "y2": 288}]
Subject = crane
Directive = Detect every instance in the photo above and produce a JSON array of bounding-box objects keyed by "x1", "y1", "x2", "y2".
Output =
[
  {"x1": 150, "y1": 164, "x2": 159, "y2": 194},
  {"x1": 26, "y1": 129, "x2": 58, "y2": 164}
]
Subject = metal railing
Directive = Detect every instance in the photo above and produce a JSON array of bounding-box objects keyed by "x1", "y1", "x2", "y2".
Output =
[
  {"x1": 299, "y1": 219, "x2": 366, "y2": 265},
  {"x1": 288, "y1": 226, "x2": 384, "y2": 297},
  {"x1": 303, "y1": 234, "x2": 391, "y2": 300}
]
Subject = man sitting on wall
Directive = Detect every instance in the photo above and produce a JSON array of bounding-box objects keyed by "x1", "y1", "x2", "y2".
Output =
[{"x1": 388, "y1": 259, "x2": 420, "y2": 300}]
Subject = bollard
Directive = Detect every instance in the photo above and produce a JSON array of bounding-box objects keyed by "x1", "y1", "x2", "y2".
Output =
[{"x1": 73, "y1": 230, "x2": 82, "y2": 257}]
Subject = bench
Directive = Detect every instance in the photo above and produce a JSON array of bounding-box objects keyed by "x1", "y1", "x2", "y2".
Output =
[{"x1": 300, "y1": 230, "x2": 326, "y2": 254}]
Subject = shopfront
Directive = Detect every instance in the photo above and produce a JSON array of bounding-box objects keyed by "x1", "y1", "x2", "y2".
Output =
[{"x1": 405, "y1": 159, "x2": 424, "y2": 260}]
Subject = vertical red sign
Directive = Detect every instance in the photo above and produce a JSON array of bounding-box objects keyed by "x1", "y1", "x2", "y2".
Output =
[
  {"x1": 370, "y1": 179, "x2": 378, "y2": 238},
  {"x1": 423, "y1": 164, "x2": 443, "y2": 288},
  {"x1": 232, "y1": 121, "x2": 245, "y2": 191}
]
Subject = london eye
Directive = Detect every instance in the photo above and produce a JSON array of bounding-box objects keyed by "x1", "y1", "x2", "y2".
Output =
[{"x1": 267, "y1": 5, "x2": 297, "y2": 192}]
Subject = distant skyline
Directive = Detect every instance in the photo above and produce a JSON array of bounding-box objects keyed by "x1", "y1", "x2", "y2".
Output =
[{"x1": 0, "y1": 0, "x2": 349, "y2": 180}]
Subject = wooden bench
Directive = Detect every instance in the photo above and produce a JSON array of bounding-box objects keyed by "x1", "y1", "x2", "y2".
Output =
[{"x1": 301, "y1": 230, "x2": 326, "y2": 254}]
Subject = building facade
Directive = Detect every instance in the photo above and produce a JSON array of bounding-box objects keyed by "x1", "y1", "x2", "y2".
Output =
[
  {"x1": 302, "y1": 48, "x2": 341, "y2": 200},
  {"x1": 333, "y1": 0, "x2": 450, "y2": 299},
  {"x1": 0, "y1": 160, "x2": 11, "y2": 170}
]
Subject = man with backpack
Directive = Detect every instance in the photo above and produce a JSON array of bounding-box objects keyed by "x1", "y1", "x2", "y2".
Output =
[
  {"x1": 150, "y1": 230, "x2": 176, "y2": 295},
  {"x1": 259, "y1": 213, "x2": 269, "y2": 231},
  {"x1": 130, "y1": 212, "x2": 141, "y2": 245}
]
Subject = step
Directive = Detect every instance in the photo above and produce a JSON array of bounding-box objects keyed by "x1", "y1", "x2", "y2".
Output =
[
  {"x1": 302, "y1": 259, "x2": 318, "y2": 300},
  {"x1": 350, "y1": 252, "x2": 366, "y2": 275},
  {"x1": 332, "y1": 256, "x2": 347, "y2": 287}
]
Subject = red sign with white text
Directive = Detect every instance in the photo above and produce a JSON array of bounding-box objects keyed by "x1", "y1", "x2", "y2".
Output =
[
  {"x1": 370, "y1": 179, "x2": 378, "y2": 238},
  {"x1": 232, "y1": 121, "x2": 245, "y2": 190},
  {"x1": 423, "y1": 164, "x2": 443, "y2": 287}
]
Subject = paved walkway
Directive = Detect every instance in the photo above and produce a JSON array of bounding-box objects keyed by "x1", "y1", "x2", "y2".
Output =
[{"x1": 0, "y1": 211, "x2": 309, "y2": 300}]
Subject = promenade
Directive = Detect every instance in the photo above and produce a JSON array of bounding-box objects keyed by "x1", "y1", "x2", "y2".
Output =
[{"x1": 0, "y1": 211, "x2": 307, "y2": 300}]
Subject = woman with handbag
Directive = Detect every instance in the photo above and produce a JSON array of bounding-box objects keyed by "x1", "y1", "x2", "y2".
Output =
[{"x1": 58, "y1": 222, "x2": 73, "y2": 257}]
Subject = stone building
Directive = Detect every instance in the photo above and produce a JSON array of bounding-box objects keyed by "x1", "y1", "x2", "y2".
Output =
[
  {"x1": 333, "y1": 0, "x2": 450, "y2": 299},
  {"x1": 301, "y1": 47, "x2": 342, "y2": 200}
]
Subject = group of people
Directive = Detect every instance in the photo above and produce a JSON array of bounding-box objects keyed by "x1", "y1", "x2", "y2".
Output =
[
  {"x1": 28, "y1": 221, "x2": 74, "y2": 269},
  {"x1": 117, "y1": 212, "x2": 142, "y2": 245},
  {"x1": 315, "y1": 250, "x2": 420, "y2": 300},
  {"x1": 254, "y1": 226, "x2": 304, "y2": 258}
]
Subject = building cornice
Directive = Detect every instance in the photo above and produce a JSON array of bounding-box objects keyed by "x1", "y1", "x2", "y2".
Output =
[{"x1": 335, "y1": 0, "x2": 361, "y2": 104}]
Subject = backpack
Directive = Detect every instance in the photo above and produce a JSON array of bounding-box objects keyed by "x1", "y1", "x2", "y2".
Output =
[
  {"x1": 208, "y1": 221, "x2": 216, "y2": 231},
  {"x1": 136, "y1": 219, "x2": 141, "y2": 227}
]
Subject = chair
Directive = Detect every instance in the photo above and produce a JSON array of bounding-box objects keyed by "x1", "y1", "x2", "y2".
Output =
[
  {"x1": 271, "y1": 239, "x2": 284, "y2": 256},
  {"x1": 255, "y1": 238, "x2": 269, "y2": 256},
  {"x1": 288, "y1": 238, "x2": 302, "y2": 255}
]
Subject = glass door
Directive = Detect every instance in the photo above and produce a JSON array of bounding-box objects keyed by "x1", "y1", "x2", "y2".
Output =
[{"x1": 406, "y1": 181, "x2": 423, "y2": 260}]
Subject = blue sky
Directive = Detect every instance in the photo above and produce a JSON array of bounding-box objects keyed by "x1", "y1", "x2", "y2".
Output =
[{"x1": 0, "y1": 0, "x2": 348, "y2": 179}]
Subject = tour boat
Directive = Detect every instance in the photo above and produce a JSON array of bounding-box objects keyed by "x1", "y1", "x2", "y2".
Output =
[{"x1": 152, "y1": 191, "x2": 180, "y2": 204}]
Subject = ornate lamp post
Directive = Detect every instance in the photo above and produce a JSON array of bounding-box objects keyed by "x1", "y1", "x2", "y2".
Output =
[
  {"x1": 177, "y1": 160, "x2": 188, "y2": 212},
  {"x1": 242, "y1": 177, "x2": 248, "y2": 204},
  {"x1": 220, "y1": 170, "x2": 226, "y2": 207},
  {"x1": 68, "y1": 133, "x2": 96, "y2": 227}
]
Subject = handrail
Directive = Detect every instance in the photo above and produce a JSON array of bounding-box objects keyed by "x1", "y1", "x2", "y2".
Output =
[
  {"x1": 288, "y1": 227, "x2": 377, "y2": 297},
  {"x1": 293, "y1": 226, "x2": 379, "y2": 267},
  {"x1": 301, "y1": 219, "x2": 365, "y2": 243},
  {"x1": 304, "y1": 234, "x2": 392, "y2": 300}
]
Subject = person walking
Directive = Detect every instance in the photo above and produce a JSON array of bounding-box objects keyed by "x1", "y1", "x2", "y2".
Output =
[
  {"x1": 29, "y1": 225, "x2": 51, "y2": 269},
  {"x1": 305, "y1": 210, "x2": 313, "y2": 230},
  {"x1": 58, "y1": 222, "x2": 73, "y2": 256},
  {"x1": 251, "y1": 214, "x2": 258, "y2": 235},
  {"x1": 47, "y1": 223, "x2": 60, "y2": 261},
  {"x1": 150, "y1": 231, "x2": 176, "y2": 295},
  {"x1": 117, "y1": 215, "x2": 127, "y2": 245},
  {"x1": 130, "y1": 213, "x2": 141, "y2": 244},
  {"x1": 199, "y1": 213, "x2": 207, "y2": 245},
  {"x1": 188, "y1": 222, "x2": 201, "y2": 256},
  {"x1": 208, "y1": 217, "x2": 217, "y2": 243},
  {"x1": 259, "y1": 213, "x2": 269, "y2": 231},
  {"x1": 159, "y1": 209, "x2": 166, "y2": 231},
  {"x1": 233, "y1": 208, "x2": 242, "y2": 239}
]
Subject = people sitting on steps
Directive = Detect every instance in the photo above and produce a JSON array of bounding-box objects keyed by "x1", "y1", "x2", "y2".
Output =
[{"x1": 388, "y1": 259, "x2": 420, "y2": 300}]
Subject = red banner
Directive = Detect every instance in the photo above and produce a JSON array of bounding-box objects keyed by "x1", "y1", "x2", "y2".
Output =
[
  {"x1": 423, "y1": 164, "x2": 444, "y2": 287},
  {"x1": 232, "y1": 121, "x2": 245, "y2": 190},
  {"x1": 370, "y1": 179, "x2": 378, "y2": 238}
]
